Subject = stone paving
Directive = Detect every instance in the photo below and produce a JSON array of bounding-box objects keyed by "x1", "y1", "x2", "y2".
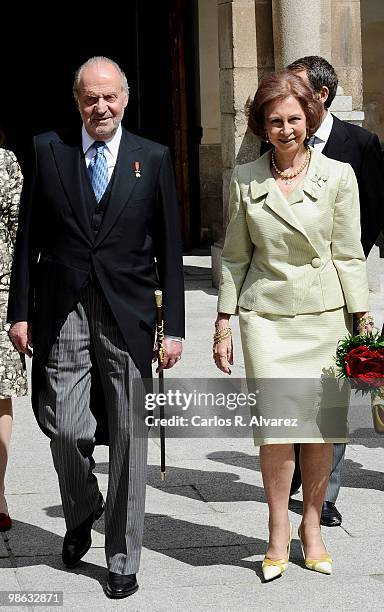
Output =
[{"x1": 1, "y1": 254, "x2": 383, "y2": 611}]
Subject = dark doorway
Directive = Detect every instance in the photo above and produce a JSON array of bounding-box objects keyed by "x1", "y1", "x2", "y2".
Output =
[{"x1": 0, "y1": 1, "x2": 200, "y2": 247}]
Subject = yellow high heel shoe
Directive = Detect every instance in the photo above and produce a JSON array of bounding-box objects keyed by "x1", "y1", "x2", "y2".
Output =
[
  {"x1": 298, "y1": 527, "x2": 332, "y2": 575},
  {"x1": 262, "y1": 523, "x2": 292, "y2": 582}
]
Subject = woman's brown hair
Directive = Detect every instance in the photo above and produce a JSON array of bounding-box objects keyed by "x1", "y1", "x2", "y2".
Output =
[{"x1": 246, "y1": 71, "x2": 323, "y2": 139}]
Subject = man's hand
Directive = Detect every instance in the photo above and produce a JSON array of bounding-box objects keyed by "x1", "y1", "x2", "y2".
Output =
[
  {"x1": 156, "y1": 338, "x2": 182, "y2": 373},
  {"x1": 8, "y1": 321, "x2": 33, "y2": 357}
]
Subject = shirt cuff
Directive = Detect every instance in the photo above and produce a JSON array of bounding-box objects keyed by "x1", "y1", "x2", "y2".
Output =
[{"x1": 164, "y1": 336, "x2": 183, "y2": 342}]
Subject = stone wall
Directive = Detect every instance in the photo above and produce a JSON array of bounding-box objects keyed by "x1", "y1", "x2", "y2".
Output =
[
  {"x1": 198, "y1": 0, "x2": 222, "y2": 243},
  {"x1": 199, "y1": 144, "x2": 223, "y2": 243},
  {"x1": 255, "y1": 0, "x2": 274, "y2": 79},
  {"x1": 218, "y1": 0, "x2": 260, "y2": 222},
  {"x1": 361, "y1": 0, "x2": 384, "y2": 141},
  {"x1": 212, "y1": 0, "x2": 260, "y2": 285},
  {"x1": 331, "y1": 0, "x2": 363, "y2": 110}
]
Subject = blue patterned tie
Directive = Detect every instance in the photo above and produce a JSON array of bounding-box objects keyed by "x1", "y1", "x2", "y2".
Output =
[{"x1": 88, "y1": 141, "x2": 109, "y2": 202}]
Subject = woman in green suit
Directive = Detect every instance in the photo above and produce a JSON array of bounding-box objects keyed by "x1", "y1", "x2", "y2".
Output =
[{"x1": 214, "y1": 72, "x2": 371, "y2": 580}]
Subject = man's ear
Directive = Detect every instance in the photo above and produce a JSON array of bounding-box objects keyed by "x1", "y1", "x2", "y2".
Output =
[{"x1": 318, "y1": 85, "x2": 329, "y2": 105}]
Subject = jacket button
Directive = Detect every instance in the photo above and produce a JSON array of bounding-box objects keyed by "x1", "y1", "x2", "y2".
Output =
[{"x1": 311, "y1": 257, "x2": 321, "y2": 268}]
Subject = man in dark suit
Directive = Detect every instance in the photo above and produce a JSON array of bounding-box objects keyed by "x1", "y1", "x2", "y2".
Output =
[
  {"x1": 286, "y1": 56, "x2": 384, "y2": 527},
  {"x1": 7, "y1": 57, "x2": 184, "y2": 599}
]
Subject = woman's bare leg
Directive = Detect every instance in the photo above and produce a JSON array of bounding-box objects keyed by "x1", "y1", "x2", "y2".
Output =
[
  {"x1": 0, "y1": 398, "x2": 13, "y2": 515},
  {"x1": 259, "y1": 443, "x2": 295, "y2": 559},
  {"x1": 300, "y1": 442, "x2": 333, "y2": 558}
]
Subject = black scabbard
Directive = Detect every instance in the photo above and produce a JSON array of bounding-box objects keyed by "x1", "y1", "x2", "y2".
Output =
[{"x1": 155, "y1": 290, "x2": 166, "y2": 480}]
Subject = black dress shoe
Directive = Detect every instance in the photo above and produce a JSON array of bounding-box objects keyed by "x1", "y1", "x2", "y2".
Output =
[
  {"x1": 290, "y1": 444, "x2": 302, "y2": 496},
  {"x1": 320, "y1": 501, "x2": 342, "y2": 527},
  {"x1": 290, "y1": 482, "x2": 301, "y2": 496},
  {"x1": 62, "y1": 493, "x2": 105, "y2": 568},
  {"x1": 105, "y1": 572, "x2": 138, "y2": 599},
  {"x1": 289, "y1": 473, "x2": 302, "y2": 496}
]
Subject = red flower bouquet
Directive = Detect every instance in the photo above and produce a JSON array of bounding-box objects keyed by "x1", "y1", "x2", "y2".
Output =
[
  {"x1": 344, "y1": 345, "x2": 384, "y2": 388},
  {"x1": 336, "y1": 332, "x2": 384, "y2": 433}
]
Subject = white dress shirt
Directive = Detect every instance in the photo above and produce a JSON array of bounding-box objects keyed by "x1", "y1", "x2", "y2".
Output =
[
  {"x1": 82, "y1": 124, "x2": 122, "y2": 180},
  {"x1": 310, "y1": 111, "x2": 334, "y2": 152}
]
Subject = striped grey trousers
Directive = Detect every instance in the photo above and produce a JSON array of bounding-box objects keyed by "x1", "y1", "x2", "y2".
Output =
[
  {"x1": 325, "y1": 443, "x2": 346, "y2": 503},
  {"x1": 39, "y1": 282, "x2": 148, "y2": 574}
]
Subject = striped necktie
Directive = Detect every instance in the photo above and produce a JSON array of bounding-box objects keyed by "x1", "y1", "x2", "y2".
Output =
[
  {"x1": 88, "y1": 141, "x2": 109, "y2": 202},
  {"x1": 308, "y1": 135, "x2": 317, "y2": 147}
]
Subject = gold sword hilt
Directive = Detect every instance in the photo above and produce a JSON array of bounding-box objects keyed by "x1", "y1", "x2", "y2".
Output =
[
  {"x1": 155, "y1": 290, "x2": 165, "y2": 363},
  {"x1": 154, "y1": 289, "x2": 163, "y2": 308}
]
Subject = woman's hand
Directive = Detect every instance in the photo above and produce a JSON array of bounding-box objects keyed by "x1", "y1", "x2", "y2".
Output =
[
  {"x1": 213, "y1": 314, "x2": 233, "y2": 374},
  {"x1": 355, "y1": 311, "x2": 374, "y2": 335}
]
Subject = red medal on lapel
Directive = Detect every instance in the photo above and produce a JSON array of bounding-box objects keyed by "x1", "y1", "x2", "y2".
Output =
[{"x1": 134, "y1": 161, "x2": 141, "y2": 178}]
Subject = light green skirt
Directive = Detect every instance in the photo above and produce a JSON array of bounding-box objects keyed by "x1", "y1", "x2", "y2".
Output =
[{"x1": 239, "y1": 306, "x2": 352, "y2": 445}]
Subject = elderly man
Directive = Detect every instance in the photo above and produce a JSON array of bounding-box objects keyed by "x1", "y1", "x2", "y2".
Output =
[{"x1": 8, "y1": 56, "x2": 184, "y2": 599}]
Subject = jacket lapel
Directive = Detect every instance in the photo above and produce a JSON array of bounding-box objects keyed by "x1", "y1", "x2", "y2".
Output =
[
  {"x1": 250, "y1": 151, "x2": 313, "y2": 245},
  {"x1": 322, "y1": 115, "x2": 350, "y2": 159},
  {"x1": 94, "y1": 129, "x2": 142, "y2": 247},
  {"x1": 250, "y1": 148, "x2": 329, "y2": 252},
  {"x1": 264, "y1": 188, "x2": 314, "y2": 245},
  {"x1": 51, "y1": 140, "x2": 94, "y2": 243},
  {"x1": 301, "y1": 147, "x2": 329, "y2": 200}
]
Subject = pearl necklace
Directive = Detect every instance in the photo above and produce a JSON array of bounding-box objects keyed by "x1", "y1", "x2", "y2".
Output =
[{"x1": 271, "y1": 148, "x2": 311, "y2": 185}]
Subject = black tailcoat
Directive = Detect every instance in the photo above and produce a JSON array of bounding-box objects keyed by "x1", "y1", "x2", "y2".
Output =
[{"x1": 8, "y1": 127, "x2": 185, "y2": 443}]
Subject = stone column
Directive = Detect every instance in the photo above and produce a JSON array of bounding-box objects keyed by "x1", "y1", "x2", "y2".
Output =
[
  {"x1": 272, "y1": 0, "x2": 323, "y2": 68},
  {"x1": 212, "y1": 0, "x2": 259, "y2": 287},
  {"x1": 271, "y1": 0, "x2": 364, "y2": 125}
]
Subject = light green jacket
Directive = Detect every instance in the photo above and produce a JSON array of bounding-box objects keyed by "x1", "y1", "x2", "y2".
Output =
[{"x1": 217, "y1": 148, "x2": 369, "y2": 315}]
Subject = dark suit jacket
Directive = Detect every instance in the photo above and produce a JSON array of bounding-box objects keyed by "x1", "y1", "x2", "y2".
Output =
[
  {"x1": 260, "y1": 115, "x2": 384, "y2": 255},
  {"x1": 7, "y1": 127, "x2": 185, "y2": 442}
]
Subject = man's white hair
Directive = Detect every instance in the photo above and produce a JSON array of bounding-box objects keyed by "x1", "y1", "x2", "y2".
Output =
[{"x1": 73, "y1": 56, "x2": 129, "y2": 99}]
